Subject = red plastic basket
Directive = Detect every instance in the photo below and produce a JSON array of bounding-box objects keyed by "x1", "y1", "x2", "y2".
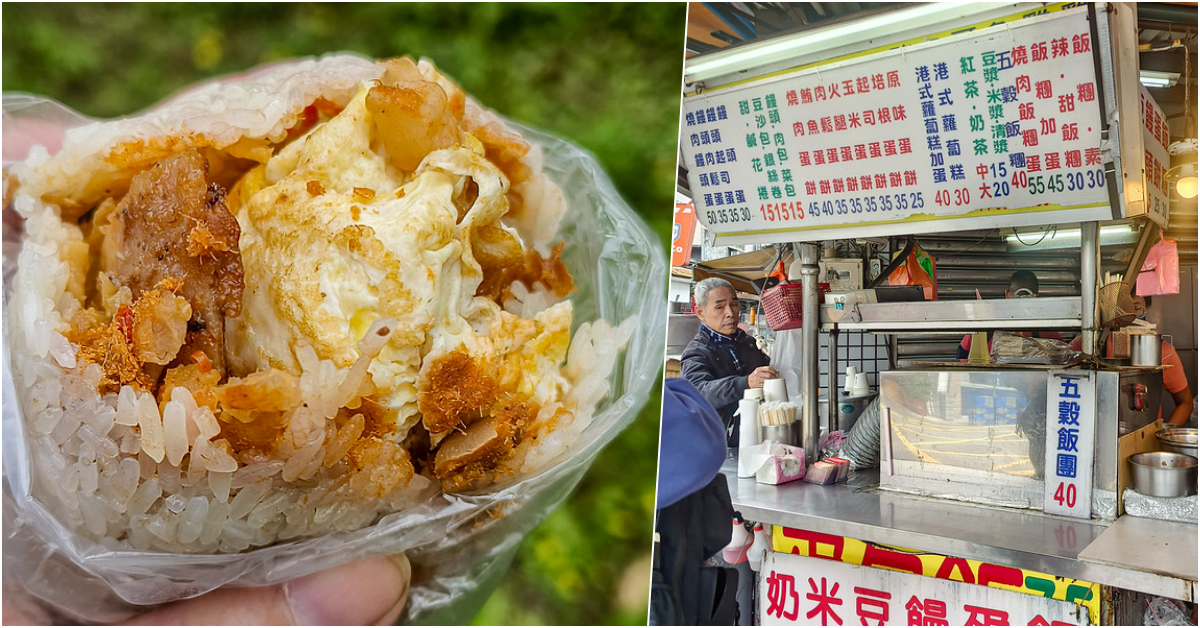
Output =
[{"x1": 760, "y1": 283, "x2": 830, "y2": 331}]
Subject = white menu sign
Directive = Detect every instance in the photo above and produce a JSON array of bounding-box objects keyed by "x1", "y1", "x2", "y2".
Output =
[
  {"x1": 683, "y1": 6, "x2": 1115, "y2": 245},
  {"x1": 1043, "y1": 371, "x2": 1096, "y2": 519},
  {"x1": 760, "y1": 552, "x2": 1087, "y2": 626},
  {"x1": 1139, "y1": 84, "x2": 1170, "y2": 224}
]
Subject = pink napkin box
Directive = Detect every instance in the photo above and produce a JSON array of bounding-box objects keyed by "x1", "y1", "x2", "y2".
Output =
[{"x1": 755, "y1": 444, "x2": 806, "y2": 485}]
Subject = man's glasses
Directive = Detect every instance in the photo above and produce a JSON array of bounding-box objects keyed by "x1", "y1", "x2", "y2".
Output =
[{"x1": 1011, "y1": 288, "x2": 1036, "y2": 298}]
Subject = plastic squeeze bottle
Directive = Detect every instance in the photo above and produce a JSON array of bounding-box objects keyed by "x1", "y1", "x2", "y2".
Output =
[{"x1": 748, "y1": 524, "x2": 771, "y2": 572}]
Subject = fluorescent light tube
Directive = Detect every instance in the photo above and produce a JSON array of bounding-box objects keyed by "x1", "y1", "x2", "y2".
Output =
[
  {"x1": 1139, "y1": 70, "x2": 1180, "y2": 88},
  {"x1": 1003, "y1": 225, "x2": 1134, "y2": 242},
  {"x1": 685, "y1": 3, "x2": 1025, "y2": 84}
]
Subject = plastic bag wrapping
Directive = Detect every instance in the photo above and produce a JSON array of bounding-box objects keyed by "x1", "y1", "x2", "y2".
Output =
[
  {"x1": 3, "y1": 94, "x2": 97, "y2": 298},
  {"x1": 1090, "y1": 488, "x2": 1118, "y2": 521},
  {"x1": 1, "y1": 88, "x2": 667, "y2": 622},
  {"x1": 990, "y1": 331, "x2": 1081, "y2": 365},
  {"x1": 1122, "y1": 488, "x2": 1199, "y2": 525},
  {"x1": 1144, "y1": 596, "x2": 1192, "y2": 626},
  {"x1": 819, "y1": 430, "x2": 845, "y2": 459},
  {"x1": 1137, "y1": 237, "x2": 1181, "y2": 297},
  {"x1": 769, "y1": 329, "x2": 803, "y2": 401}
]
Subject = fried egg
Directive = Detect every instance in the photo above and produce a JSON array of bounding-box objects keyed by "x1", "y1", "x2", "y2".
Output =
[{"x1": 226, "y1": 75, "x2": 572, "y2": 442}]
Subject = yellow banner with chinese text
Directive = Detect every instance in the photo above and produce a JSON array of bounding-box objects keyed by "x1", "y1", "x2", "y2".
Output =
[{"x1": 772, "y1": 525, "x2": 1101, "y2": 625}]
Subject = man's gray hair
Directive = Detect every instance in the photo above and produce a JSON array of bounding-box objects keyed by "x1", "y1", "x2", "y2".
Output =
[{"x1": 694, "y1": 277, "x2": 735, "y2": 310}]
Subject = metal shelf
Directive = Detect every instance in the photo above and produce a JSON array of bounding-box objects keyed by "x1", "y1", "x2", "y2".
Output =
[{"x1": 820, "y1": 296, "x2": 1083, "y2": 333}]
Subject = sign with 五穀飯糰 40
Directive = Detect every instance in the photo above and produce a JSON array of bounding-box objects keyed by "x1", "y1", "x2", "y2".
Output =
[
  {"x1": 682, "y1": 5, "x2": 1119, "y2": 246},
  {"x1": 1043, "y1": 371, "x2": 1096, "y2": 519}
]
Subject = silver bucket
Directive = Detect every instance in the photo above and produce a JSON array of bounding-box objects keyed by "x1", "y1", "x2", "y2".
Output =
[
  {"x1": 819, "y1": 393, "x2": 878, "y2": 432},
  {"x1": 760, "y1": 423, "x2": 800, "y2": 447},
  {"x1": 1130, "y1": 333, "x2": 1174, "y2": 367}
]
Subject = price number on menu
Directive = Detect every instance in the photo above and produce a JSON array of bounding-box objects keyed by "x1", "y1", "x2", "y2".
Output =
[
  {"x1": 983, "y1": 162, "x2": 1014, "y2": 198},
  {"x1": 1052, "y1": 482, "x2": 1078, "y2": 509},
  {"x1": 706, "y1": 206, "x2": 752, "y2": 225},
  {"x1": 807, "y1": 192, "x2": 924, "y2": 218},
  {"x1": 1028, "y1": 170, "x2": 1106, "y2": 196},
  {"x1": 760, "y1": 201, "x2": 804, "y2": 222},
  {"x1": 933, "y1": 188, "x2": 972, "y2": 207},
  {"x1": 1150, "y1": 193, "x2": 1167, "y2": 216}
]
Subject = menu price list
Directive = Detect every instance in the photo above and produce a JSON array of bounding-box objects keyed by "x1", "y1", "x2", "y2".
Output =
[{"x1": 683, "y1": 6, "x2": 1109, "y2": 236}]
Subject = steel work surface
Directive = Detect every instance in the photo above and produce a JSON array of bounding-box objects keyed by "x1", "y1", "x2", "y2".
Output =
[{"x1": 724, "y1": 461, "x2": 1197, "y2": 602}]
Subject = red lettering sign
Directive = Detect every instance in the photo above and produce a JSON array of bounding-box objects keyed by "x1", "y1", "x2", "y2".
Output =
[
  {"x1": 766, "y1": 570, "x2": 802, "y2": 621},
  {"x1": 807, "y1": 577, "x2": 844, "y2": 625},
  {"x1": 965, "y1": 604, "x2": 1010, "y2": 626},
  {"x1": 854, "y1": 586, "x2": 892, "y2": 625},
  {"x1": 906, "y1": 596, "x2": 950, "y2": 626}
]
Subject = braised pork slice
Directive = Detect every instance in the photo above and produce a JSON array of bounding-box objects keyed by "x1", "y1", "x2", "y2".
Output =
[{"x1": 107, "y1": 149, "x2": 244, "y2": 375}]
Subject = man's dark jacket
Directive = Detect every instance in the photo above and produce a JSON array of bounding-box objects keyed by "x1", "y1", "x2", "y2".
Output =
[{"x1": 680, "y1": 327, "x2": 771, "y2": 446}]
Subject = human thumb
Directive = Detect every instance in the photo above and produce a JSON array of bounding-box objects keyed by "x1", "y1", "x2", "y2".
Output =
[
  {"x1": 285, "y1": 554, "x2": 411, "y2": 625},
  {"x1": 122, "y1": 554, "x2": 410, "y2": 626}
]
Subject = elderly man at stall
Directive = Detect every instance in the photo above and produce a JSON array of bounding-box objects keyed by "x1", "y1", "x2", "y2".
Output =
[{"x1": 681, "y1": 278, "x2": 778, "y2": 446}]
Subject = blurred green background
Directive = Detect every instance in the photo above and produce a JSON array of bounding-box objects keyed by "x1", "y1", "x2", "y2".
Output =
[{"x1": 2, "y1": 3, "x2": 683, "y2": 625}]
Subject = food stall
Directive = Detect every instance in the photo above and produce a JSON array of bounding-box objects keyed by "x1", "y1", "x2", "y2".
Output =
[{"x1": 676, "y1": 2, "x2": 1197, "y2": 625}]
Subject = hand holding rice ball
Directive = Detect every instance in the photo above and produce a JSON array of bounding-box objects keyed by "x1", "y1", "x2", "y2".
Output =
[{"x1": 4, "y1": 52, "x2": 634, "y2": 568}]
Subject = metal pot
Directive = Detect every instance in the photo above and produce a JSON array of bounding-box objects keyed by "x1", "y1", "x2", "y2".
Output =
[
  {"x1": 1156, "y1": 428, "x2": 1199, "y2": 457},
  {"x1": 760, "y1": 423, "x2": 800, "y2": 447},
  {"x1": 818, "y1": 392, "x2": 878, "y2": 432},
  {"x1": 1130, "y1": 333, "x2": 1161, "y2": 366},
  {"x1": 1129, "y1": 451, "x2": 1198, "y2": 498}
]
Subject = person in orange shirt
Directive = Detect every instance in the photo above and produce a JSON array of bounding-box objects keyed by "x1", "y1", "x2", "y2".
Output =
[
  {"x1": 1071, "y1": 294, "x2": 1193, "y2": 426},
  {"x1": 957, "y1": 270, "x2": 1063, "y2": 360},
  {"x1": 1126, "y1": 295, "x2": 1191, "y2": 426}
]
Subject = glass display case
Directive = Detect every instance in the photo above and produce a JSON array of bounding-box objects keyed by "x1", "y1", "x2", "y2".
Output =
[{"x1": 878, "y1": 368, "x2": 1163, "y2": 518}]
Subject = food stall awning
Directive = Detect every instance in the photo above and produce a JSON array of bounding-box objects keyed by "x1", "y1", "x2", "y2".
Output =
[{"x1": 690, "y1": 245, "x2": 793, "y2": 297}]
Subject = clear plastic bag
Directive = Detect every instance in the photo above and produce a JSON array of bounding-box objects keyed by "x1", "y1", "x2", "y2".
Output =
[
  {"x1": 1144, "y1": 596, "x2": 1191, "y2": 626},
  {"x1": 989, "y1": 331, "x2": 1081, "y2": 365},
  {"x1": 769, "y1": 329, "x2": 803, "y2": 401},
  {"x1": 2, "y1": 83, "x2": 666, "y2": 623}
]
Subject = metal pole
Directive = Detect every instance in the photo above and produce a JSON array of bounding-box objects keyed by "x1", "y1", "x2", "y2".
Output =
[
  {"x1": 1080, "y1": 221, "x2": 1099, "y2": 355},
  {"x1": 799, "y1": 243, "x2": 821, "y2": 466},
  {"x1": 828, "y1": 329, "x2": 839, "y2": 433}
]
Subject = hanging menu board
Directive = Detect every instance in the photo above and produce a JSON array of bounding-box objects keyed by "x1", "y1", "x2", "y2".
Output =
[
  {"x1": 1138, "y1": 84, "x2": 1170, "y2": 224},
  {"x1": 682, "y1": 6, "x2": 1119, "y2": 245}
]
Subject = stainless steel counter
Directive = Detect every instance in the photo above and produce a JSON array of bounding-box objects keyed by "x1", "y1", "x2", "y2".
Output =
[{"x1": 724, "y1": 461, "x2": 1197, "y2": 602}]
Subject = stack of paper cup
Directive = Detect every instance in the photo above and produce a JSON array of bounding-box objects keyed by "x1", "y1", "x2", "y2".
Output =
[
  {"x1": 844, "y1": 366, "x2": 858, "y2": 395},
  {"x1": 744, "y1": 388, "x2": 764, "y2": 401},
  {"x1": 763, "y1": 378, "x2": 788, "y2": 403},
  {"x1": 851, "y1": 372, "x2": 869, "y2": 396},
  {"x1": 738, "y1": 397, "x2": 760, "y2": 450}
]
